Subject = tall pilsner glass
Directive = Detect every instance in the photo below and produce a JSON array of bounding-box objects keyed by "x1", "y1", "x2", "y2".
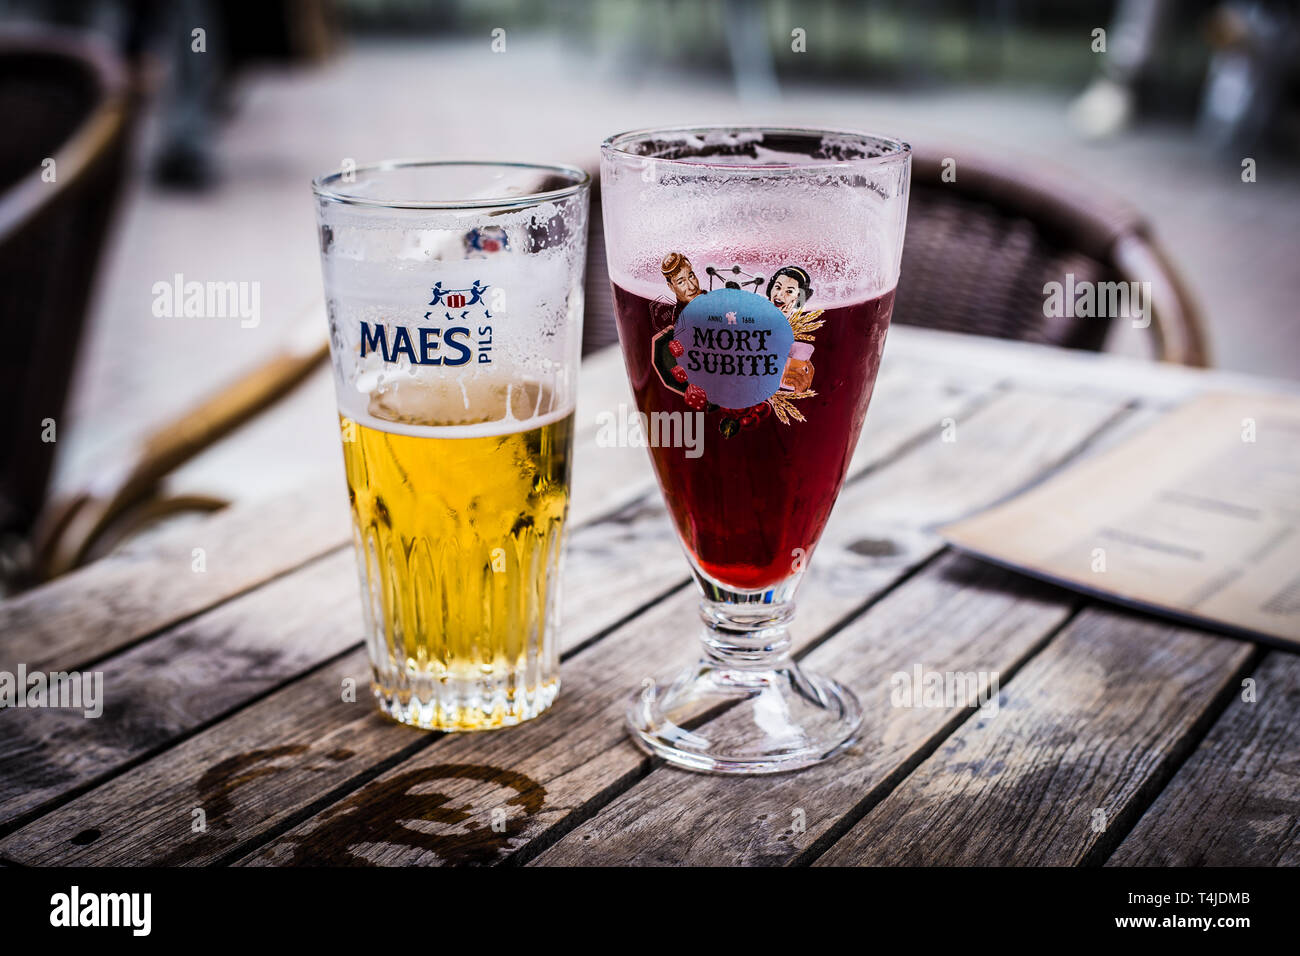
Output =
[
  {"x1": 601, "y1": 127, "x2": 910, "y2": 773},
  {"x1": 313, "y1": 161, "x2": 589, "y2": 730}
]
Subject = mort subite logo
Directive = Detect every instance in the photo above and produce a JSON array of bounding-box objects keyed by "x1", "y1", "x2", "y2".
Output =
[{"x1": 359, "y1": 279, "x2": 495, "y2": 366}]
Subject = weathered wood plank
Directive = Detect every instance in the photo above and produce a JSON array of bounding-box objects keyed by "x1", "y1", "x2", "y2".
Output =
[
  {"x1": 0, "y1": 485, "x2": 689, "y2": 836},
  {"x1": 886, "y1": 325, "x2": 1300, "y2": 403},
  {"x1": 0, "y1": 347, "x2": 640, "y2": 678},
  {"x1": 0, "y1": 475, "x2": 350, "y2": 676},
  {"x1": 6, "y1": 328, "x2": 1252, "y2": 683},
  {"x1": 532, "y1": 554, "x2": 1074, "y2": 866},
  {"x1": 812, "y1": 607, "x2": 1256, "y2": 866},
  {"x1": 0, "y1": 482, "x2": 694, "y2": 861},
  {"x1": 529, "y1": 406, "x2": 1172, "y2": 866},
  {"x1": 0, "y1": 365, "x2": 988, "y2": 862},
  {"x1": 0, "y1": 370, "x2": 665, "y2": 832},
  {"x1": 3, "y1": 331, "x2": 1159, "y2": 683},
  {"x1": 1106, "y1": 650, "x2": 1300, "y2": 866},
  {"x1": 232, "y1": 389, "x2": 1127, "y2": 866},
  {"x1": 2, "y1": 646, "x2": 377, "y2": 865},
  {"x1": 0, "y1": 549, "x2": 363, "y2": 831}
]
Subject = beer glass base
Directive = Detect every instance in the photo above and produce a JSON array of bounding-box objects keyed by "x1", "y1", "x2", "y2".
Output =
[
  {"x1": 374, "y1": 678, "x2": 559, "y2": 732},
  {"x1": 626, "y1": 660, "x2": 862, "y2": 774}
]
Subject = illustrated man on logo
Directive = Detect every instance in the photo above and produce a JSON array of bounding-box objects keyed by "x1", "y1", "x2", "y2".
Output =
[{"x1": 662, "y1": 252, "x2": 702, "y2": 305}]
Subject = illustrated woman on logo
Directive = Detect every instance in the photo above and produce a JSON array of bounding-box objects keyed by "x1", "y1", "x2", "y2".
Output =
[{"x1": 767, "y1": 266, "x2": 813, "y2": 318}]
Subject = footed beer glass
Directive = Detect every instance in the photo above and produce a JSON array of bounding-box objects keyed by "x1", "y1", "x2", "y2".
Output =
[
  {"x1": 601, "y1": 127, "x2": 910, "y2": 773},
  {"x1": 313, "y1": 161, "x2": 589, "y2": 730}
]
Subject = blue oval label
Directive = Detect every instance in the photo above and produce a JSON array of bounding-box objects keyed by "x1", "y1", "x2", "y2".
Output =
[{"x1": 676, "y1": 288, "x2": 794, "y2": 409}]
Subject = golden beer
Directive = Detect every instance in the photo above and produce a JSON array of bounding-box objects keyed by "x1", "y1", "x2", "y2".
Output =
[
  {"x1": 340, "y1": 377, "x2": 572, "y2": 730},
  {"x1": 313, "y1": 158, "x2": 589, "y2": 731}
]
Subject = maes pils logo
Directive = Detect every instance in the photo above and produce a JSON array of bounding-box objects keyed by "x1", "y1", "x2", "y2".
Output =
[{"x1": 359, "y1": 279, "x2": 496, "y2": 367}]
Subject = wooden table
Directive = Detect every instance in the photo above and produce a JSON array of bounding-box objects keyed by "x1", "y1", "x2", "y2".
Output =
[{"x1": 2, "y1": 327, "x2": 1297, "y2": 867}]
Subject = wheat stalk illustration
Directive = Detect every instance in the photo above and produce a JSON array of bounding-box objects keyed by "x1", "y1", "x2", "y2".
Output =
[
  {"x1": 788, "y1": 308, "x2": 825, "y2": 341},
  {"x1": 768, "y1": 389, "x2": 817, "y2": 425}
]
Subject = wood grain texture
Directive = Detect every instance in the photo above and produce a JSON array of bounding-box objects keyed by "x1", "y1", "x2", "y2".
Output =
[
  {"x1": 532, "y1": 404, "x2": 1166, "y2": 867},
  {"x1": 0, "y1": 475, "x2": 350, "y2": 676},
  {"x1": 10, "y1": 333, "x2": 1274, "y2": 868},
  {"x1": 0, "y1": 350, "x2": 653, "y2": 828},
  {"x1": 813, "y1": 607, "x2": 1256, "y2": 866},
  {"x1": 1106, "y1": 650, "x2": 1300, "y2": 866},
  {"x1": 0, "y1": 359, "x2": 989, "y2": 863},
  {"x1": 233, "y1": 389, "x2": 1126, "y2": 866},
  {"x1": 1, "y1": 647, "x2": 381, "y2": 865},
  {"x1": 532, "y1": 554, "x2": 1073, "y2": 866},
  {"x1": 885, "y1": 325, "x2": 1300, "y2": 403},
  {"x1": 0, "y1": 549, "x2": 364, "y2": 829},
  {"x1": 0, "y1": 348, "x2": 638, "y2": 677},
  {"x1": 0, "y1": 486, "x2": 689, "y2": 845}
]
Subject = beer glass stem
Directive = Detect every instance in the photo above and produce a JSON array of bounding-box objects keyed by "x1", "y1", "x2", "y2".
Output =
[
  {"x1": 626, "y1": 584, "x2": 861, "y2": 774},
  {"x1": 699, "y1": 600, "x2": 793, "y2": 671}
]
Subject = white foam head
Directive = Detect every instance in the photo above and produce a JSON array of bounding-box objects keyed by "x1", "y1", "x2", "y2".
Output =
[
  {"x1": 314, "y1": 161, "x2": 590, "y2": 436},
  {"x1": 601, "y1": 127, "x2": 910, "y2": 307}
]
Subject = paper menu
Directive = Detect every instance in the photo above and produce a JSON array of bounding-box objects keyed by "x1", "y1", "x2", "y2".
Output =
[{"x1": 940, "y1": 392, "x2": 1300, "y2": 649}]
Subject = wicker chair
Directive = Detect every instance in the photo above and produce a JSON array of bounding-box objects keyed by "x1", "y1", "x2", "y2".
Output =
[
  {"x1": 0, "y1": 31, "x2": 132, "y2": 540},
  {"x1": 581, "y1": 147, "x2": 1208, "y2": 365},
  {"x1": 895, "y1": 146, "x2": 1208, "y2": 365}
]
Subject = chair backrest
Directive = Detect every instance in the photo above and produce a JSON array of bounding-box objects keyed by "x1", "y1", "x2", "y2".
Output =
[
  {"x1": 895, "y1": 146, "x2": 1208, "y2": 364},
  {"x1": 0, "y1": 30, "x2": 131, "y2": 535},
  {"x1": 581, "y1": 183, "x2": 618, "y2": 356}
]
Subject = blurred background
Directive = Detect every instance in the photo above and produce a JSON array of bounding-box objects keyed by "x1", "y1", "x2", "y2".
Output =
[{"x1": 2, "y1": 0, "x2": 1298, "y2": 588}]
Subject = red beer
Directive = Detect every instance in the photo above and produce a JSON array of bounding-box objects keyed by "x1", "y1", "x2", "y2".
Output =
[{"x1": 612, "y1": 280, "x2": 895, "y2": 590}]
